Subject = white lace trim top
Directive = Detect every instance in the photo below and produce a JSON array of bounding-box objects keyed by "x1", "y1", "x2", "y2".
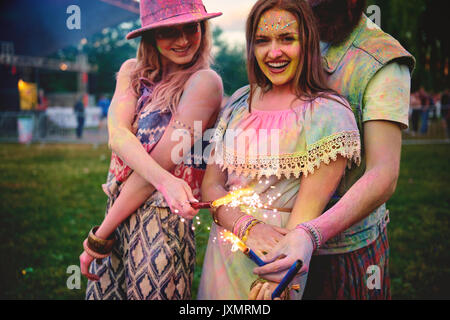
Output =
[{"x1": 211, "y1": 86, "x2": 361, "y2": 181}]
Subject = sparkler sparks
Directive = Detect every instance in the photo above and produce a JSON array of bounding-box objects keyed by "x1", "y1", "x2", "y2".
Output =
[
  {"x1": 211, "y1": 187, "x2": 255, "y2": 208},
  {"x1": 182, "y1": 184, "x2": 285, "y2": 238},
  {"x1": 222, "y1": 230, "x2": 266, "y2": 266},
  {"x1": 223, "y1": 230, "x2": 247, "y2": 252}
]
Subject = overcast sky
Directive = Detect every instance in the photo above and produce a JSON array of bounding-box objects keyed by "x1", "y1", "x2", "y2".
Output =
[{"x1": 202, "y1": 0, "x2": 257, "y2": 46}]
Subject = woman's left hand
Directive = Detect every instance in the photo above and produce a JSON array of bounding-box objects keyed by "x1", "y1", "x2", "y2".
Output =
[
  {"x1": 245, "y1": 223, "x2": 289, "y2": 256},
  {"x1": 79, "y1": 251, "x2": 100, "y2": 282}
]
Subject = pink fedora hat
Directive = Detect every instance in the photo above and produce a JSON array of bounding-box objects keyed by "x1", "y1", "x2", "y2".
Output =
[{"x1": 126, "y1": 0, "x2": 222, "y2": 40}]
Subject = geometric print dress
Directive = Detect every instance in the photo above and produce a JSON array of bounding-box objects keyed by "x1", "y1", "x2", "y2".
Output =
[{"x1": 86, "y1": 80, "x2": 205, "y2": 300}]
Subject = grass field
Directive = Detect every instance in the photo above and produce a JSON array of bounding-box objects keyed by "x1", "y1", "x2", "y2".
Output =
[{"x1": 0, "y1": 142, "x2": 449, "y2": 299}]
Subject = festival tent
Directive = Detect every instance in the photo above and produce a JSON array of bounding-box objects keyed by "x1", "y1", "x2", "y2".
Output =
[{"x1": 0, "y1": 0, "x2": 139, "y2": 111}]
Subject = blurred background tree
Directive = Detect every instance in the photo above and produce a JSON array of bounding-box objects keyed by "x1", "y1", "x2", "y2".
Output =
[
  {"x1": 211, "y1": 27, "x2": 248, "y2": 96},
  {"x1": 50, "y1": 23, "x2": 248, "y2": 98},
  {"x1": 367, "y1": 0, "x2": 449, "y2": 92},
  {"x1": 46, "y1": 1, "x2": 448, "y2": 96},
  {"x1": 47, "y1": 20, "x2": 140, "y2": 96}
]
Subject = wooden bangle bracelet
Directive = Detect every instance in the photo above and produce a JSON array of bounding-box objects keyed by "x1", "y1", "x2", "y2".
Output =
[{"x1": 87, "y1": 226, "x2": 115, "y2": 255}]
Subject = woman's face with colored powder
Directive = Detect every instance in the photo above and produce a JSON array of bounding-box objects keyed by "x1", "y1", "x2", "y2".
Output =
[
  {"x1": 254, "y1": 9, "x2": 300, "y2": 88},
  {"x1": 154, "y1": 22, "x2": 202, "y2": 66}
]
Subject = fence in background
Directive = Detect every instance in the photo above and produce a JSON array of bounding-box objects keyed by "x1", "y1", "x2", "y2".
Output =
[{"x1": 0, "y1": 107, "x2": 107, "y2": 144}]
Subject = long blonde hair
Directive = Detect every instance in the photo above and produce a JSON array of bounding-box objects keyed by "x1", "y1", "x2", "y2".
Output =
[{"x1": 129, "y1": 21, "x2": 212, "y2": 114}]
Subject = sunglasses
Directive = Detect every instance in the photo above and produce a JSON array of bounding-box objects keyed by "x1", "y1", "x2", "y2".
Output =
[{"x1": 155, "y1": 23, "x2": 200, "y2": 40}]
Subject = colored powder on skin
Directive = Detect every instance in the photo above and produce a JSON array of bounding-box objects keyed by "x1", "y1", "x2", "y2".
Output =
[{"x1": 255, "y1": 9, "x2": 300, "y2": 86}]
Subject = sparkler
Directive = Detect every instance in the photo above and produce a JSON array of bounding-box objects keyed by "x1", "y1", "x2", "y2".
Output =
[
  {"x1": 271, "y1": 259, "x2": 303, "y2": 299},
  {"x1": 191, "y1": 186, "x2": 283, "y2": 213},
  {"x1": 189, "y1": 184, "x2": 285, "y2": 233},
  {"x1": 191, "y1": 188, "x2": 255, "y2": 210},
  {"x1": 223, "y1": 231, "x2": 266, "y2": 267}
]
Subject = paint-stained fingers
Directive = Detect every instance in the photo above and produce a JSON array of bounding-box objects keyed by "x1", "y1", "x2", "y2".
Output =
[
  {"x1": 249, "y1": 282, "x2": 263, "y2": 300},
  {"x1": 182, "y1": 201, "x2": 198, "y2": 219},
  {"x1": 264, "y1": 286, "x2": 272, "y2": 300},
  {"x1": 257, "y1": 282, "x2": 269, "y2": 300},
  {"x1": 272, "y1": 226, "x2": 289, "y2": 235},
  {"x1": 255, "y1": 257, "x2": 295, "y2": 275}
]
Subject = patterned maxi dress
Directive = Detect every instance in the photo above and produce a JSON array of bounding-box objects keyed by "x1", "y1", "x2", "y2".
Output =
[
  {"x1": 197, "y1": 86, "x2": 361, "y2": 300},
  {"x1": 86, "y1": 80, "x2": 205, "y2": 300}
]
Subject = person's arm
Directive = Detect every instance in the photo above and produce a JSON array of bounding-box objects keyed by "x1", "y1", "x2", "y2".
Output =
[
  {"x1": 95, "y1": 69, "x2": 223, "y2": 239},
  {"x1": 202, "y1": 158, "x2": 288, "y2": 256},
  {"x1": 285, "y1": 157, "x2": 347, "y2": 229},
  {"x1": 250, "y1": 156, "x2": 347, "y2": 298},
  {"x1": 253, "y1": 120, "x2": 402, "y2": 281},
  {"x1": 106, "y1": 59, "x2": 170, "y2": 191},
  {"x1": 80, "y1": 69, "x2": 223, "y2": 280},
  {"x1": 314, "y1": 120, "x2": 401, "y2": 241},
  {"x1": 201, "y1": 161, "x2": 245, "y2": 228},
  {"x1": 97, "y1": 70, "x2": 222, "y2": 235}
]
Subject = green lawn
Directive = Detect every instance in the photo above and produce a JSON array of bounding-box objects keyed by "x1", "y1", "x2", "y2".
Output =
[{"x1": 0, "y1": 143, "x2": 448, "y2": 299}]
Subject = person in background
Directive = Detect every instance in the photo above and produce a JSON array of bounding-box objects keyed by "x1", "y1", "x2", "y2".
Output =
[
  {"x1": 98, "y1": 94, "x2": 111, "y2": 129},
  {"x1": 432, "y1": 92, "x2": 441, "y2": 120},
  {"x1": 441, "y1": 89, "x2": 450, "y2": 138},
  {"x1": 36, "y1": 89, "x2": 48, "y2": 138},
  {"x1": 418, "y1": 86, "x2": 433, "y2": 135},
  {"x1": 410, "y1": 90, "x2": 421, "y2": 135},
  {"x1": 252, "y1": 0, "x2": 415, "y2": 300},
  {"x1": 73, "y1": 96, "x2": 85, "y2": 139}
]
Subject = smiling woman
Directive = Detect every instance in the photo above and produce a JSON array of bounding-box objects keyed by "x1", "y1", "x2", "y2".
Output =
[
  {"x1": 154, "y1": 23, "x2": 203, "y2": 65},
  {"x1": 198, "y1": 0, "x2": 360, "y2": 300},
  {"x1": 80, "y1": 0, "x2": 224, "y2": 300},
  {"x1": 254, "y1": 9, "x2": 300, "y2": 87},
  {"x1": 245, "y1": 0, "x2": 339, "y2": 112}
]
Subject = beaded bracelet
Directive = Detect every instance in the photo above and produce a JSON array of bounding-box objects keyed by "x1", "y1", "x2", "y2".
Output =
[
  {"x1": 232, "y1": 214, "x2": 253, "y2": 236},
  {"x1": 241, "y1": 219, "x2": 263, "y2": 243},
  {"x1": 238, "y1": 216, "x2": 257, "y2": 239},
  {"x1": 295, "y1": 222, "x2": 323, "y2": 251}
]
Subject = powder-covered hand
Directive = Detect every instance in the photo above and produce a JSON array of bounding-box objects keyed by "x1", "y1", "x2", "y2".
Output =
[
  {"x1": 157, "y1": 175, "x2": 199, "y2": 219},
  {"x1": 252, "y1": 228, "x2": 314, "y2": 282},
  {"x1": 245, "y1": 223, "x2": 289, "y2": 257}
]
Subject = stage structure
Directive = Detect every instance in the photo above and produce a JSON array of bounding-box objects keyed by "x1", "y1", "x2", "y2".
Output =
[
  {"x1": 0, "y1": 0, "x2": 139, "y2": 111},
  {"x1": 0, "y1": 0, "x2": 139, "y2": 142}
]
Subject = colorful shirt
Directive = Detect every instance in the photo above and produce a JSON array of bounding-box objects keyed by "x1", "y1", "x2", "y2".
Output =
[
  {"x1": 363, "y1": 62, "x2": 411, "y2": 129},
  {"x1": 319, "y1": 14, "x2": 415, "y2": 254},
  {"x1": 198, "y1": 86, "x2": 361, "y2": 299},
  {"x1": 103, "y1": 80, "x2": 206, "y2": 206}
]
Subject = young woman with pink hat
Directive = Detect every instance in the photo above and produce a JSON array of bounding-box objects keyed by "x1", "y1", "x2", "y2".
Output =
[{"x1": 79, "y1": 0, "x2": 223, "y2": 300}]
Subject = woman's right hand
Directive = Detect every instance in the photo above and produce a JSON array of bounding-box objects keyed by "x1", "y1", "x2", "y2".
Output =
[
  {"x1": 79, "y1": 251, "x2": 100, "y2": 282},
  {"x1": 245, "y1": 223, "x2": 289, "y2": 256},
  {"x1": 157, "y1": 174, "x2": 199, "y2": 219}
]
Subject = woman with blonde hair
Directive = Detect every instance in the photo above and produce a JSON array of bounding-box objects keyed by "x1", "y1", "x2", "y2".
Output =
[
  {"x1": 79, "y1": 0, "x2": 223, "y2": 300},
  {"x1": 198, "y1": 0, "x2": 360, "y2": 300}
]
